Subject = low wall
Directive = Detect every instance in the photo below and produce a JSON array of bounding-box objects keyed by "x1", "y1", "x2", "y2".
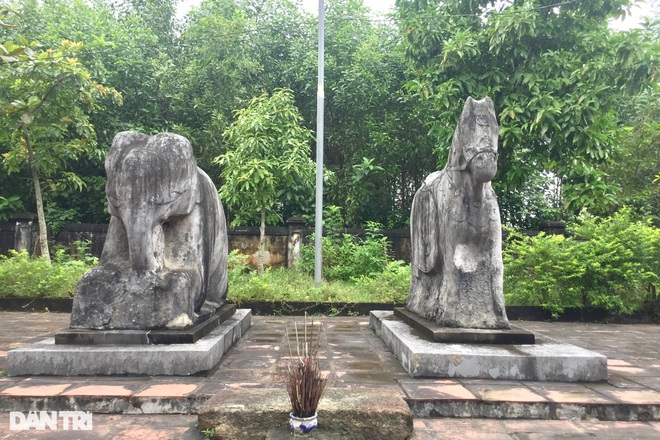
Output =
[
  {"x1": 228, "y1": 226, "x2": 289, "y2": 268},
  {"x1": 0, "y1": 214, "x2": 567, "y2": 269}
]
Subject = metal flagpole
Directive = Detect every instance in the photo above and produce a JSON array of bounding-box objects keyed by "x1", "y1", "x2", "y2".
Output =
[{"x1": 314, "y1": 0, "x2": 325, "y2": 288}]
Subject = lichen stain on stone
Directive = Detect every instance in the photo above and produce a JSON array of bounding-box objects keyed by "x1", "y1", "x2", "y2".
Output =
[{"x1": 166, "y1": 313, "x2": 193, "y2": 328}]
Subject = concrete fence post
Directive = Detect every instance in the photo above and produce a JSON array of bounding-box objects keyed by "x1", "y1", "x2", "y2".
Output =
[
  {"x1": 13, "y1": 212, "x2": 38, "y2": 255},
  {"x1": 286, "y1": 217, "x2": 306, "y2": 269}
]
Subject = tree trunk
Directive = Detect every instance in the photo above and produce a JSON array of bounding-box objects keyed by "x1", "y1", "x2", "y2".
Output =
[
  {"x1": 258, "y1": 205, "x2": 266, "y2": 275},
  {"x1": 23, "y1": 129, "x2": 51, "y2": 264}
]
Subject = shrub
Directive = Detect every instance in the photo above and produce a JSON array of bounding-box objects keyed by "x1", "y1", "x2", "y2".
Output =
[
  {"x1": 504, "y1": 208, "x2": 660, "y2": 316},
  {"x1": 352, "y1": 260, "x2": 411, "y2": 304},
  {"x1": 298, "y1": 221, "x2": 392, "y2": 281},
  {"x1": 0, "y1": 242, "x2": 97, "y2": 298},
  {"x1": 227, "y1": 249, "x2": 252, "y2": 286}
]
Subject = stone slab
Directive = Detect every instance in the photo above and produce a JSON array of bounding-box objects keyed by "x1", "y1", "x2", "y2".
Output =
[
  {"x1": 198, "y1": 387, "x2": 412, "y2": 440},
  {"x1": 370, "y1": 311, "x2": 607, "y2": 382},
  {"x1": 6, "y1": 309, "x2": 251, "y2": 376},
  {"x1": 394, "y1": 307, "x2": 535, "y2": 344},
  {"x1": 54, "y1": 304, "x2": 236, "y2": 345}
]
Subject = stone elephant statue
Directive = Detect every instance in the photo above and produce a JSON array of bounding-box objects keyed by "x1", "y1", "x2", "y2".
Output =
[
  {"x1": 406, "y1": 97, "x2": 510, "y2": 329},
  {"x1": 71, "y1": 131, "x2": 228, "y2": 330}
]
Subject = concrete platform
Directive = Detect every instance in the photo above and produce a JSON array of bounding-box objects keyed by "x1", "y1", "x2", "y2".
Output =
[
  {"x1": 370, "y1": 310, "x2": 607, "y2": 382},
  {"x1": 6, "y1": 309, "x2": 251, "y2": 376}
]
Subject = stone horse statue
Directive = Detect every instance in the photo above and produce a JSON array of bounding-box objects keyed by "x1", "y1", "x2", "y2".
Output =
[
  {"x1": 406, "y1": 97, "x2": 510, "y2": 329},
  {"x1": 71, "y1": 131, "x2": 228, "y2": 329}
]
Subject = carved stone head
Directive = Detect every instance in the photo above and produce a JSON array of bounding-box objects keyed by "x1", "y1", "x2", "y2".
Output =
[{"x1": 446, "y1": 97, "x2": 499, "y2": 183}]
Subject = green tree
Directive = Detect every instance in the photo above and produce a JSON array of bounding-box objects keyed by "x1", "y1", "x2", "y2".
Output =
[
  {"x1": 322, "y1": 8, "x2": 437, "y2": 227},
  {"x1": 113, "y1": 0, "x2": 178, "y2": 46},
  {"x1": 609, "y1": 88, "x2": 660, "y2": 223},
  {"x1": 173, "y1": 0, "x2": 315, "y2": 172},
  {"x1": 1, "y1": 0, "x2": 175, "y2": 225},
  {"x1": 396, "y1": 0, "x2": 657, "y2": 224},
  {"x1": 607, "y1": 16, "x2": 660, "y2": 223},
  {"x1": 0, "y1": 36, "x2": 121, "y2": 262},
  {"x1": 215, "y1": 88, "x2": 315, "y2": 274},
  {"x1": 172, "y1": 0, "x2": 258, "y2": 166}
]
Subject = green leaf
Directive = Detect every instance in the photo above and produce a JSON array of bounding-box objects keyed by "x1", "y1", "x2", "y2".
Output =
[{"x1": 19, "y1": 113, "x2": 33, "y2": 125}]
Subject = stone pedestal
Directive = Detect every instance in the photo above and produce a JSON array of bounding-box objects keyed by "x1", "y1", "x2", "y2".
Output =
[
  {"x1": 55, "y1": 304, "x2": 236, "y2": 345},
  {"x1": 370, "y1": 311, "x2": 607, "y2": 382},
  {"x1": 394, "y1": 307, "x2": 534, "y2": 344},
  {"x1": 7, "y1": 309, "x2": 251, "y2": 376}
]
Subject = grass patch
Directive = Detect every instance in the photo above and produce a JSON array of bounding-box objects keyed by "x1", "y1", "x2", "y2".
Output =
[{"x1": 227, "y1": 262, "x2": 410, "y2": 305}]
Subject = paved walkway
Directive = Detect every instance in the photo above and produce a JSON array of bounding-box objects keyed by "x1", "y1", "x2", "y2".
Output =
[{"x1": 0, "y1": 312, "x2": 659, "y2": 438}]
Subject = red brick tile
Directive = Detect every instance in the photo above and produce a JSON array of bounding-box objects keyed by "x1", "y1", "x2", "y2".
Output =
[
  {"x1": 606, "y1": 389, "x2": 660, "y2": 404},
  {"x1": 411, "y1": 429, "x2": 437, "y2": 440},
  {"x1": 502, "y1": 419, "x2": 580, "y2": 434},
  {"x1": 544, "y1": 389, "x2": 613, "y2": 404},
  {"x1": 111, "y1": 427, "x2": 189, "y2": 440},
  {"x1": 413, "y1": 419, "x2": 427, "y2": 430},
  {"x1": 403, "y1": 383, "x2": 477, "y2": 400},
  {"x1": 474, "y1": 386, "x2": 547, "y2": 403},
  {"x1": 526, "y1": 383, "x2": 615, "y2": 404},
  {"x1": 0, "y1": 384, "x2": 71, "y2": 397},
  {"x1": 134, "y1": 384, "x2": 198, "y2": 397},
  {"x1": 60, "y1": 385, "x2": 134, "y2": 397},
  {"x1": 424, "y1": 418, "x2": 510, "y2": 439},
  {"x1": 608, "y1": 359, "x2": 632, "y2": 367},
  {"x1": 608, "y1": 365, "x2": 651, "y2": 375},
  {"x1": 575, "y1": 420, "x2": 660, "y2": 437},
  {"x1": 225, "y1": 383, "x2": 267, "y2": 389}
]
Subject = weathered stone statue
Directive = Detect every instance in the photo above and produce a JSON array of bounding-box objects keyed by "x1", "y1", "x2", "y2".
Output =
[
  {"x1": 406, "y1": 97, "x2": 509, "y2": 329},
  {"x1": 71, "y1": 131, "x2": 228, "y2": 329}
]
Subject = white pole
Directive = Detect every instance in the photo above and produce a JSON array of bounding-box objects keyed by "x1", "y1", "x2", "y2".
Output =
[{"x1": 314, "y1": 0, "x2": 325, "y2": 288}]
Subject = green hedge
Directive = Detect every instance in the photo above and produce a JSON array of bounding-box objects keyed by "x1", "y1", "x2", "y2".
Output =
[{"x1": 504, "y1": 208, "x2": 660, "y2": 316}]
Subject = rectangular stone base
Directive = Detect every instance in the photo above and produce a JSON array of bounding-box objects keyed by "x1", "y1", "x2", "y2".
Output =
[
  {"x1": 370, "y1": 311, "x2": 607, "y2": 382},
  {"x1": 54, "y1": 304, "x2": 236, "y2": 345},
  {"x1": 7, "y1": 309, "x2": 251, "y2": 376},
  {"x1": 393, "y1": 307, "x2": 535, "y2": 344}
]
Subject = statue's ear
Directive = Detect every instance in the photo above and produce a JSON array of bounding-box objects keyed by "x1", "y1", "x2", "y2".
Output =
[{"x1": 465, "y1": 97, "x2": 477, "y2": 115}]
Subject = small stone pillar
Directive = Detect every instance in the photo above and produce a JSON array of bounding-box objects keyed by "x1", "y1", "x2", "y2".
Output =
[
  {"x1": 12, "y1": 213, "x2": 38, "y2": 254},
  {"x1": 286, "y1": 217, "x2": 306, "y2": 269}
]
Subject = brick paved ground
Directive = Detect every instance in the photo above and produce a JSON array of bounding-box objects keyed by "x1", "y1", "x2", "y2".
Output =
[{"x1": 0, "y1": 312, "x2": 659, "y2": 439}]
